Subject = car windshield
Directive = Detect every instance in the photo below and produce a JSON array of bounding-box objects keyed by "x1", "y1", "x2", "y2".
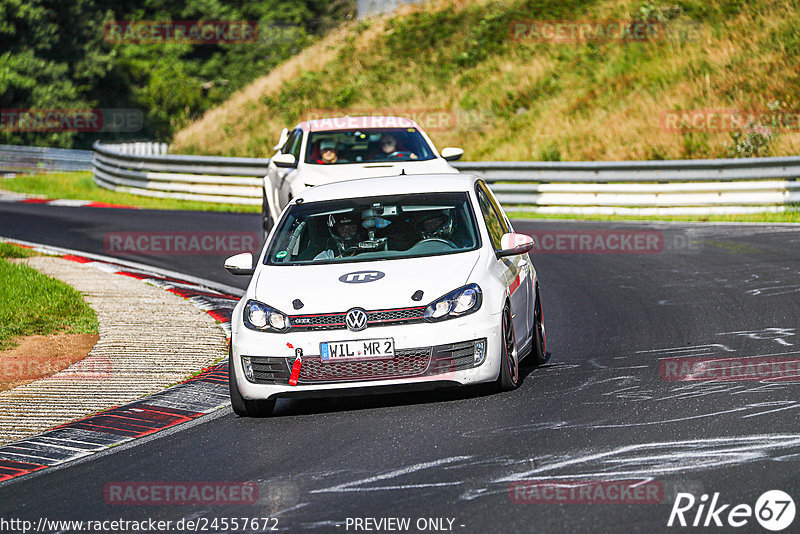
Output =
[
  {"x1": 304, "y1": 128, "x2": 435, "y2": 165},
  {"x1": 265, "y1": 192, "x2": 480, "y2": 265}
]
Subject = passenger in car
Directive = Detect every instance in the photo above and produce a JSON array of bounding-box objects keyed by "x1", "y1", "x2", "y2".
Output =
[{"x1": 317, "y1": 139, "x2": 339, "y2": 164}]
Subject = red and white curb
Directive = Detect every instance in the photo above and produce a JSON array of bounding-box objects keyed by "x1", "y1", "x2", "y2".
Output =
[
  {"x1": 0, "y1": 238, "x2": 241, "y2": 485},
  {"x1": 0, "y1": 192, "x2": 137, "y2": 209}
]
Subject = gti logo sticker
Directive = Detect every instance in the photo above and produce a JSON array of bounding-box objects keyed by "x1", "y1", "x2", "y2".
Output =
[
  {"x1": 345, "y1": 309, "x2": 368, "y2": 332},
  {"x1": 339, "y1": 271, "x2": 385, "y2": 284}
]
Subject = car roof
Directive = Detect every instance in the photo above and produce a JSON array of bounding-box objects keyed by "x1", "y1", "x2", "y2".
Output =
[
  {"x1": 295, "y1": 173, "x2": 480, "y2": 204},
  {"x1": 296, "y1": 116, "x2": 423, "y2": 133}
]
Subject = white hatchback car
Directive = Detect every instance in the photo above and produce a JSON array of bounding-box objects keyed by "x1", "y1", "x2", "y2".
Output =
[
  {"x1": 226, "y1": 173, "x2": 546, "y2": 417},
  {"x1": 261, "y1": 116, "x2": 463, "y2": 235}
]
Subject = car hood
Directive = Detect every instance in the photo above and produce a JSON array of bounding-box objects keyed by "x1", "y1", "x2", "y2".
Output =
[
  {"x1": 251, "y1": 250, "x2": 481, "y2": 314},
  {"x1": 299, "y1": 159, "x2": 458, "y2": 186}
]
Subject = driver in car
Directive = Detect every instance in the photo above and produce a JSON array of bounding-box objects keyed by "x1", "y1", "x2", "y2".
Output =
[
  {"x1": 376, "y1": 134, "x2": 418, "y2": 160},
  {"x1": 314, "y1": 214, "x2": 365, "y2": 260}
]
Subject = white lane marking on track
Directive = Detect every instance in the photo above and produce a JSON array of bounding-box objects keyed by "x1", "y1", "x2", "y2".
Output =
[
  {"x1": 272, "y1": 503, "x2": 309, "y2": 516},
  {"x1": 741, "y1": 403, "x2": 800, "y2": 419},
  {"x1": 718, "y1": 327, "x2": 795, "y2": 346},
  {"x1": 747, "y1": 284, "x2": 800, "y2": 296},
  {"x1": 588, "y1": 406, "x2": 755, "y2": 428},
  {"x1": 493, "y1": 434, "x2": 800, "y2": 483},
  {"x1": 309, "y1": 456, "x2": 472, "y2": 494},
  {"x1": 636, "y1": 344, "x2": 735, "y2": 354}
]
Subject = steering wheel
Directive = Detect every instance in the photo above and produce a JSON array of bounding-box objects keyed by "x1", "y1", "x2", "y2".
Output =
[
  {"x1": 387, "y1": 151, "x2": 417, "y2": 159},
  {"x1": 416, "y1": 237, "x2": 457, "y2": 249}
]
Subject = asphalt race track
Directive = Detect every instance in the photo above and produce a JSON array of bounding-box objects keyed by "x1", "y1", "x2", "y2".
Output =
[{"x1": 2, "y1": 203, "x2": 800, "y2": 533}]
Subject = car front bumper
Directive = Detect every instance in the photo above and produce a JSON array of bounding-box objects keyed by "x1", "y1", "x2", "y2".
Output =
[{"x1": 231, "y1": 310, "x2": 503, "y2": 400}]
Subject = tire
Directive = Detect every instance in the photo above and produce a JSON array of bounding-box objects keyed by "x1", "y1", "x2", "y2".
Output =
[
  {"x1": 496, "y1": 304, "x2": 520, "y2": 391},
  {"x1": 530, "y1": 284, "x2": 547, "y2": 366},
  {"x1": 228, "y1": 347, "x2": 275, "y2": 417}
]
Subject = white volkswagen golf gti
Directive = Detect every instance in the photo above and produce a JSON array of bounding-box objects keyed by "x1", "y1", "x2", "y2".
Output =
[
  {"x1": 225, "y1": 173, "x2": 546, "y2": 416},
  {"x1": 262, "y1": 115, "x2": 464, "y2": 235}
]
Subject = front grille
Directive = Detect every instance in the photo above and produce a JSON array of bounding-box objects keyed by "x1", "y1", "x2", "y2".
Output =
[
  {"x1": 367, "y1": 308, "x2": 425, "y2": 322},
  {"x1": 431, "y1": 340, "x2": 480, "y2": 372},
  {"x1": 289, "y1": 306, "x2": 425, "y2": 331},
  {"x1": 290, "y1": 314, "x2": 346, "y2": 330},
  {"x1": 298, "y1": 348, "x2": 431, "y2": 383},
  {"x1": 243, "y1": 339, "x2": 485, "y2": 385},
  {"x1": 248, "y1": 356, "x2": 291, "y2": 384}
]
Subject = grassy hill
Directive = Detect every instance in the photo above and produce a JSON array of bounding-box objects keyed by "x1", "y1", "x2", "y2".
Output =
[{"x1": 172, "y1": 0, "x2": 800, "y2": 161}]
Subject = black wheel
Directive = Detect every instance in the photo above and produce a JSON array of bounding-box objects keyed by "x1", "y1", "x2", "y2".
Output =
[
  {"x1": 228, "y1": 347, "x2": 275, "y2": 417},
  {"x1": 530, "y1": 284, "x2": 547, "y2": 366},
  {"x1": 496, "y1": 304, "x2": 520, "y2": 391}
]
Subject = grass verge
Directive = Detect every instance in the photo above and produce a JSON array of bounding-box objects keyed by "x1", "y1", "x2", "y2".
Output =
[
  {"x1": 0, "y1": 243, "x2": 99, "y2": 351},
  {"x1": 0, "y1": 242, "x2": 36, "y2": 258},
  {"x1": 1, "y1": 172, "x2": 259, "y2": 213}
]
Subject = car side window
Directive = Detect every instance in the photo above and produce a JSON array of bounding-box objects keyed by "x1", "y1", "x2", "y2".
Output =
[
  {"x1": 481, "y1": 182, "x2": 511, "y2": 233},
  {"x1": 281, "y1": 130, "x2": 295, "y2": 153},
  {"x1": 476, "y1": 185, "x2": 505, "y2": 250},
  {"x1": 282, "y1": 130, "x2": 302, "y2": 159},
  {"x1": 288, "y1": 131, "x2": 303, "y2": 159}
]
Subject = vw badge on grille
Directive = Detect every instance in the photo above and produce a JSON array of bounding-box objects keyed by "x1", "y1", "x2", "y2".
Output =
[{"x1": 345, "y1": 308, "x2": 368, "y2": 332}]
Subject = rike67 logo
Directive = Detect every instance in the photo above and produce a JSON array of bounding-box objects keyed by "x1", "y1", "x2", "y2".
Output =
[{"x1": 668, "y1": 490, "x2": 795, "y2": 531}]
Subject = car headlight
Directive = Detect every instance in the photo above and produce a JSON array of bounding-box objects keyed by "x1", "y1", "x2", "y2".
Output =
[
  {"x1": 423, "y1": 284, "x2": 482, "y2": 322},
  {"x1": 243, "y1": 299, "x2": 291, "y2": 333}
]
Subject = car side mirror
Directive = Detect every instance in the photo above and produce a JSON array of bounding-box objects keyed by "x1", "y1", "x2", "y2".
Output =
[
  {"x1": 273, "y1": 128, "x2": 289, "y2": 150},
  {"x1": 224, "y1": 252, "x2": 255, "y2": 275},
  {"x1": 440, "y1": 147, "x2": 464, "y2": 161},
  {"x1": 272, "y1": 153, "x2": 296, "y2": 168},
  {"x1": 497, "y1": 233, "x2": 534, "y2": 258}
]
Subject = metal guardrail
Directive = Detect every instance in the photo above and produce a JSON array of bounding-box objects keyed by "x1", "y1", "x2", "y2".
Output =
[
  {"x1": 92, "y1": 142, "x2": 800, "y2": 214},
  {"x1": 1, "y1": 144, "x2": 93, "y2": 173},
  {"x1": 454, "y1": 157, "x2": 800, "y2": 182},
  {"x1": 93, "y1": 142, "x2": 267, "y2": 205},
  {"x1": 453, "y1": 159, "x2": 800, "y2": 214}
]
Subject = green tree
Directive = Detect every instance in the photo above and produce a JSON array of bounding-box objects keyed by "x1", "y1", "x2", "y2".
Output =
[{"x1": 0, "y1": 0, "x2": 354, "y2": 148}]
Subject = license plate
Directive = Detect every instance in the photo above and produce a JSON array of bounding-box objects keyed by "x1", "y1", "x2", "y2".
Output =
[{"x1": 320, "y1": 338, "x2": 395, "y2": 361}]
